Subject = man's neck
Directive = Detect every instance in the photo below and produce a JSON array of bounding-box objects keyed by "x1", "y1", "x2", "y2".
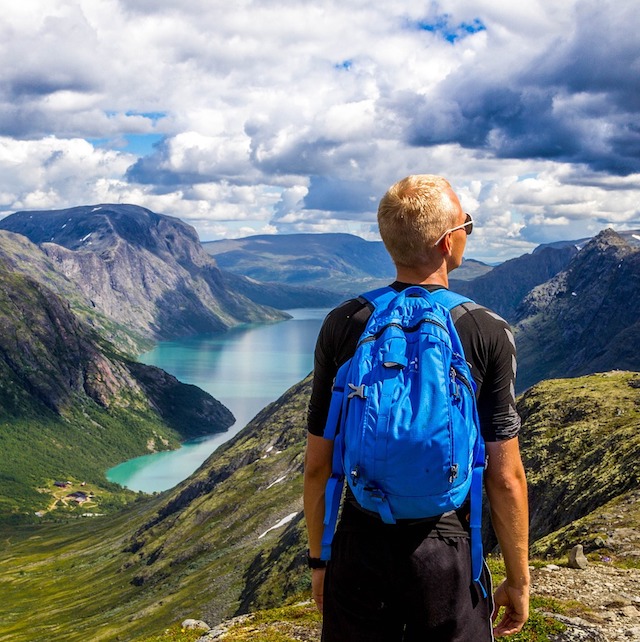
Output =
[{"x1": 394, "y1": 263, "x2": 449, "y2": 287}]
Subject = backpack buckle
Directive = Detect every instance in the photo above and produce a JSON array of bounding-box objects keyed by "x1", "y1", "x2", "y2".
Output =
[{"x1": 347, "y1": 383, "x2": 366, "y2": 399}]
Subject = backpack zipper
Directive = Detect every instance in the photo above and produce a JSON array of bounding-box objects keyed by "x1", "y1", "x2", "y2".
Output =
[{"x1": 454, "y1": 367, "x2": 474, "y2": 395}]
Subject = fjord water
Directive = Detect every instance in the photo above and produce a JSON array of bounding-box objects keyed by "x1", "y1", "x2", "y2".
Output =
[{"x1": 107, "y1": 308, "x2": 327, "y2": 492}]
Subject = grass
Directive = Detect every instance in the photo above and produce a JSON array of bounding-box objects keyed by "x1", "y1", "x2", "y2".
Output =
[
  {"x1": 0, "y1": 398, "x2": 179, "y2": 521},
  {"x1": 0, "y1": 376, "x2": 315, "y2": 642},
  {"x1": 136, "y1": 601, "x2": 322, "y2": 642}
]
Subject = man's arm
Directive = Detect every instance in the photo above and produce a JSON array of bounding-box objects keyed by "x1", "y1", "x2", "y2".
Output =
[
  {"x1": 303, "y1": 432, "x2": 334, "y2": 612},
  {"x1": 485, "y1": 437, "x2": 530, "y2": 637}
]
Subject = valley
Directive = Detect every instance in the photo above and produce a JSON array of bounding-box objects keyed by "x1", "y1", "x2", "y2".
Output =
[{"x1": 0, "y1": 204, "x2": 639, "y2": 641}]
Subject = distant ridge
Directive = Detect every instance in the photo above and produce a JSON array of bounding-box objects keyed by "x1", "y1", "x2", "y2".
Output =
[{"x1": 203, "y1": 233, "x2": 492, "y2": 296}]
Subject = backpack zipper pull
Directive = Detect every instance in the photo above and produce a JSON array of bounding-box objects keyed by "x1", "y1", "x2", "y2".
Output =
[{"x1": 450, "y1": 367, "x2": 460, "y2": 400}]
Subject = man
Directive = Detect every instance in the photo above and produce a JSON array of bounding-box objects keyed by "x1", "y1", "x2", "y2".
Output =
[{"x1": 303, "y1": 175, "x2": 529, "y2": 641}]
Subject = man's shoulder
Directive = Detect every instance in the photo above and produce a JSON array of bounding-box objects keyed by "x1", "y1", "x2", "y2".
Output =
[
  {"x1": 452, "y1": 299, "x2": 510, "y2": 329},
  {"x1": 320, "y1": 297, "x2": 372, "y2": 337}
]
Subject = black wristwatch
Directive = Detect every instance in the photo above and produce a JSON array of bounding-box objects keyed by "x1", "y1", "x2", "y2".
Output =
[{"x1": 306, "y1": 550, "x2": 328, "y2": 569}]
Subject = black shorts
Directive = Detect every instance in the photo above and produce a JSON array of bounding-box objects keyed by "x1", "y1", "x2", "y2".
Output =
[{"x1": 322, "y1": 530, "x2": 495, "y2": 642}]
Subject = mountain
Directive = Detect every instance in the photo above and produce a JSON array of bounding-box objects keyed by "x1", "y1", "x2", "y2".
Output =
[
  {"x1": 0, "y1": 260, "x2": 234, "y2": 518},
  {"x1": 202, "y1": 233, "x2": 395, "y2": 288},
  {"x1": 514, "y1": 229, "x2": 640, "y2": 391},
  {"x1": 2, "y1": 369, "x2": 638, "y2": 641},
  {"x1": 451, "y1": 244, "x2": 578, "y2": 322},
  {"x1": 203, "y1": 233, "x2": 494, "y2": 297},
  {"x1": 0, "y1": 205, "x2": 288, "y2": 352},
  {"x1": 202, "y1": 230, "x2": 638, "y2": 323},
  {"x1": 0, "y1": 229, "x2": 152, "y2": 353}
]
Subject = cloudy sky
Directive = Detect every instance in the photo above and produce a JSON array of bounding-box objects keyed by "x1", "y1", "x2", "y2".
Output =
[{"x1": 1, "y1": 0, "x2": 638, "y2": 262}]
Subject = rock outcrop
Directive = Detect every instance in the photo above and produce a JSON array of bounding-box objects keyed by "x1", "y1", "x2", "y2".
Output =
[
  {"x1": 452, "y1": 244, "x2": 577, "y2": 322},
  {"x1": 514, "y1": 230, "x2": 640, "y2": 391}
]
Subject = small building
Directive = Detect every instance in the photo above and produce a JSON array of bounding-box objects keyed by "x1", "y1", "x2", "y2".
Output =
[{"x1": 67, "y1": 491, "x2": 89, "y2": 504}]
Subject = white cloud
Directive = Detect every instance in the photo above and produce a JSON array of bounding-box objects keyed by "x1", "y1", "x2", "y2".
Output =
[{"x1": 0, "y1": 0, "x2": 637, "y2": 261}]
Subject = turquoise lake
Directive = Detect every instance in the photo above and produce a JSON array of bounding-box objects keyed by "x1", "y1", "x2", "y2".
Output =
[{"x1": 106, "y1": 308, "x2": 328, "y2": 492}]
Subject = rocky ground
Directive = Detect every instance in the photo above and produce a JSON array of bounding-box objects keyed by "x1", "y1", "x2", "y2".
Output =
[
  {"x1": 531, "y1": 563, "x2": 640, "y2": 641},
  {"x1": 186, "y1": 561, "x2": 640, "y2": 642}
]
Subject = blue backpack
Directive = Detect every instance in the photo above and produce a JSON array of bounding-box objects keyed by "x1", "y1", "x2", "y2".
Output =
[{"x1": 321, "y1": 285, "x2": 486, "y2": 592}]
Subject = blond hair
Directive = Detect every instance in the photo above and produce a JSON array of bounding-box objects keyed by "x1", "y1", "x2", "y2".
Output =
[{"x1": 377, "y1": 175, "x2": 459, "y2": 267}]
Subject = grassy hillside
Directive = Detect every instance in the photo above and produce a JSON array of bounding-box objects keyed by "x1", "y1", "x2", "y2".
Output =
[
  {"x1": 0, "y1": 375, "x2": 312, "y2": 641},
  {"x1": 0, "y1": 371, "x2": 639, "y2": 641},
  {"x1": 0, "y1": 265, "x2": 234, "y2": 522},
  {"x1": 518, "y1": 371, "x2": 640, "y2": 555}
]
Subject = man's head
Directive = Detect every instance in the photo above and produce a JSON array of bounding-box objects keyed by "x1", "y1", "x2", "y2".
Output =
[{"x1": 377, "y1": 175, "x2": 468, "y2": 271}]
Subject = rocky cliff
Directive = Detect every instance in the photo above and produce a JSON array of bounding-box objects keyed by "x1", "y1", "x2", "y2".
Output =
[
  {"x1": 0, "y1": 205, "x2": 288, "y2": 351},
  {"x1": 514, "y1": 229, "x2": 640, "y2": 391},
  {"x1": 452, "y1": 244, "x2": 578, "y2": 322}
]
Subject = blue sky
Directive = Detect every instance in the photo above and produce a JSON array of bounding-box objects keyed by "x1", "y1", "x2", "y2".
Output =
[{"x1": 0, "y1": 0, "x2": 638, "y2": 262}]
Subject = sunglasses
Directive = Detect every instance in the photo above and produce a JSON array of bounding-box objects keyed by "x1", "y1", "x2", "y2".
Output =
[{"x1": 434, "y1": 213, "x2": 474, "y2": 246}]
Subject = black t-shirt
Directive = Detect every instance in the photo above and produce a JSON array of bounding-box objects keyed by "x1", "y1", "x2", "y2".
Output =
[{"x1": 307, "y1": 282, "x2": 521, "y2": 537}]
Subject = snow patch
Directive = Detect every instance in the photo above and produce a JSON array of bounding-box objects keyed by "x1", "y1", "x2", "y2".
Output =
[
  {"x1": 266, "y1": 475, "x2": 287, "y2": 490},
  {"x1": 258, "y1": 512, "x2": 298, "y2": 539}
]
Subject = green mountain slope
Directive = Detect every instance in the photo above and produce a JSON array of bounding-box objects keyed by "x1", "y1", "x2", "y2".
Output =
[
  {"x1": 0, "y1": 263, "x2": 234, "y2": 520},
  {"x1": 0, "y1": 375, "x2": 312, "y2": 642},
  {"x1": 1, "y1": 371, "x2": 638, "y2": 641},
  {"x1": 519, "y1": 371, "x2": 640, "y2": 552}
]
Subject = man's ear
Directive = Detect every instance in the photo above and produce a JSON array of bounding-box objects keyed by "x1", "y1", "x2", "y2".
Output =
[{"x1": 439, "y1": 233, "x2": 453, "y2": 257}]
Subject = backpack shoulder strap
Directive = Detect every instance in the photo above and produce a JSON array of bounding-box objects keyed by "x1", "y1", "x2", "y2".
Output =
[
  {"x1": 429, "y1": 288, "x2": 473, "y2": 311},
  {"x1": 358, "y1": 285, "x2": 397, "y2": 309},
  {"x1": 430, "y1": 288, "x2": 487, "y2": 595},
  {"x1": 362, "y1": 286, "x2": 473, "y2": 314}
]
